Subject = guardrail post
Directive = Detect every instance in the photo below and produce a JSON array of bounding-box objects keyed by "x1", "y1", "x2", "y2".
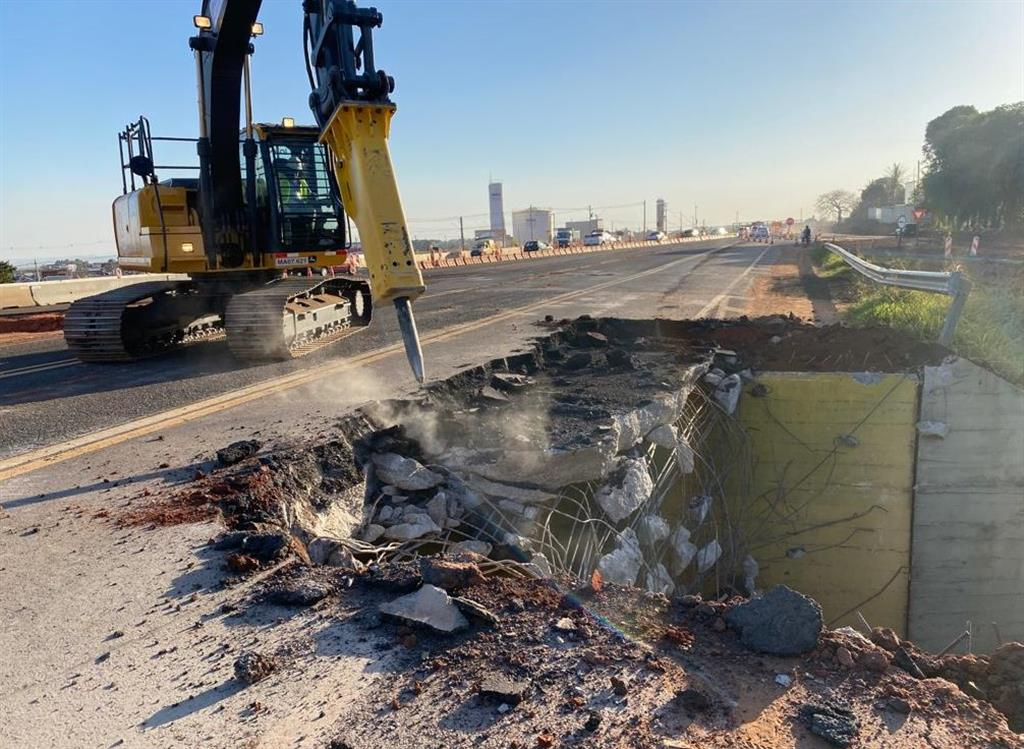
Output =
[{"x1": 939, "y1": 272, "x2": 971, "y2": 347}]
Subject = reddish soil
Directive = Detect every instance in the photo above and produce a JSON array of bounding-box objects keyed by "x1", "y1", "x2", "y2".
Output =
[
  {"x1": 115, "y1": 484, "x2": 227, "y2": 527},
  {"x1": 0, "y1": 311, "x2": 64, "y2": 344},
  {"x1": 745, "y1": 246, "x2": 816, "y2": 321}
]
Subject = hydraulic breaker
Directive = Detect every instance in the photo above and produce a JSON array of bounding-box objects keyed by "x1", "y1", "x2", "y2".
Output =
[{"x1": 320, "y1": 102, "x2": 426, "y2": 382}]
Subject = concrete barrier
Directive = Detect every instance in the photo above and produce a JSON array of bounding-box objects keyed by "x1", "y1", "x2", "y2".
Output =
[
  {"x1": 365, "y1": 234, "x2": 737, "y2": 282},
  {"x1": 1, "y1": 274, "x2": 190, "y2": 310},
  {"x1": 0, "y1": 284, "x2": 36, "y2": 309}
]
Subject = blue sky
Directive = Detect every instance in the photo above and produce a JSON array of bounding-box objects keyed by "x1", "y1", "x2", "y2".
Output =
[{"x1": 1, "y1": 0, "x2": 1021, "y2": 258}]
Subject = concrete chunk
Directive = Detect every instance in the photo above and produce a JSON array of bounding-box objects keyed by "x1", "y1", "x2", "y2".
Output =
[
  {"x1": 596, "y1": 528, "x2": 643, "y2": 586},
  {"x1": 379, "y1": 584, "x2": 469, "y2": 633},
  {"x1": 372, "y1": 453, "x2": 444, "y2": 491},
  {"x1": 668, "y1": 526, "x2": 697, "y2": 575},
  {"x1": 636, "y1": 514, "x2": 670, "y2": 549},
  {"x1": 593, "y1": 458, "x2": 653, "y2": 523},
  {"x1": 383, "y1": 515, "x2": 441, "y2": 540}
]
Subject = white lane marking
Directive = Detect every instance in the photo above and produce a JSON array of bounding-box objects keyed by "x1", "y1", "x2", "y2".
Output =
[
  {"x1": 0, "y1": 359, "x2": 80, "y2": 381},
  {"x1": 694, "y1": 246, "x2": 772, "y2": 318}
]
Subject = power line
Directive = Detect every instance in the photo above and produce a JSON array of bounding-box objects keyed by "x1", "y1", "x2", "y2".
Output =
[{"x1": 4, "y1": 240, "x2": 112, "y2": 252}]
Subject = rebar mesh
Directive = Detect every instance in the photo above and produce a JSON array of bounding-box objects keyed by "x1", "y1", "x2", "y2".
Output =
[{"x1": 367, "y1": 380, "x2": 757, "y2": 597}]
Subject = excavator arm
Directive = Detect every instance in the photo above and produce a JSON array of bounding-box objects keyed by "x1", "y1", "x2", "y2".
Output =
[
  {"x1": 190, "y1": 0, "x2": 426, "y2": 380},
  {"x1": 304, "y1": 1, "x2": 426, "y2": 381}
]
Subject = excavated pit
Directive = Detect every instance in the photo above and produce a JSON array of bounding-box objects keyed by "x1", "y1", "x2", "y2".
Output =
[
  {"x1": 136, "y1": 316, "x2": 1024, "y2": 738},
  {"x1": 188, "y1": 315, "x2": 949, "y2": 598}
]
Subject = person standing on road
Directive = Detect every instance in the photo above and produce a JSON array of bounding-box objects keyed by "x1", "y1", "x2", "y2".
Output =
[{"x1": 801, "y1": 225, "x2": 811, "y2": 246}]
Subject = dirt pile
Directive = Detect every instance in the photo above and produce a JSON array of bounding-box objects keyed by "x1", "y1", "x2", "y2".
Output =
[
  {"x1": 863, "y1": 628, "x2": 1024, "y2": 732},
  {"x1": 566, "y1": 315, "x2": 949, "y2": 373},
  {"x1": 233, "y1": 556, "x2": 1020, "y2": 747}
]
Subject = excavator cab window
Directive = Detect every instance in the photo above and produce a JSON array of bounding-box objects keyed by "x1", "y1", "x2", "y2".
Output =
[{"x1": 267, "y1": 139, "x2": 344, "y2": 252}]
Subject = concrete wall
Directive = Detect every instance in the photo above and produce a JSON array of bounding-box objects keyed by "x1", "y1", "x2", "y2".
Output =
[
  {"x1": 908, "y1": 358, "x2": 1024, "y2": 652},
  {"x1": 737, "y1": 372, "x2": 920, "y2": 634},
  {"x1": 0, "y1": 274, "x2": 188, "y2": 309}
]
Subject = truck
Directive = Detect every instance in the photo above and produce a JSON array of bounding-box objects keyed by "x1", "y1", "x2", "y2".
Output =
[
  {"x1": 471, "y1": 238, "x2": 499, "y2": 256},
  {"x1": 554, "y1": 228, "x2": 579, "y2": 248}
]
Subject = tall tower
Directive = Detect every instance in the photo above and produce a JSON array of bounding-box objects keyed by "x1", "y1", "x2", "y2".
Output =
[
  {"x1": 656, "y1": 199, "x2": 667, "y2": 233},
  {"x1": 488, "y1": 182, "x2": 506, "y2": 239}
]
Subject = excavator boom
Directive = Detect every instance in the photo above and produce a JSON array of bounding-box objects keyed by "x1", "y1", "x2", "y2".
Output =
[{"x1": 190, "y1": 0, "x2": 426, "y2": 380}]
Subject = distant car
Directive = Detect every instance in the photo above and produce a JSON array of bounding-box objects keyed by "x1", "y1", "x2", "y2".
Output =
[
  {"x1": 645, "y1": 231, "x2": 666, "y2": 242},
  {"x1": 523, "y1": 240, "x2": 550, "y2": 252},
  {"x1": 583, "y1": 230, "x2": 613, "y2": 246},
  {"x1": 750, "y1": 225, "x2": 771, "y2": 242},
  {"x1": 680, "y1": 228, "x2": 699, "y2": 238},
  {"x1": 471, "y1": 238, "x2": 498, "y2": 256}
]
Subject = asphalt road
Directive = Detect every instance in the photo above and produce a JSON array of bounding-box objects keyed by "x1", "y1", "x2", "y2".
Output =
[
  {"x1": 0, "y1": 236, "x2": 778, "y2": 748},
  {"x1": 0, "y1": 238, "x2": 775, "y2": 465}
]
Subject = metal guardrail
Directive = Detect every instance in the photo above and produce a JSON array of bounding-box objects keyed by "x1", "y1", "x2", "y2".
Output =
[{"x1": 824, "y1": 242, "x2": 971, "y2": 346}]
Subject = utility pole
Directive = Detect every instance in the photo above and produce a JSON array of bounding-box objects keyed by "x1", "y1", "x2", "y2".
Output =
[
  {"x1": 459, "y1": 217, "x2": 465, "y2": 252},
  {"x1": 34, "y1": 259, "x2": 39, "y2": 281},
  {"x1": 588, "y1": 204, "x2": 593, "y2": 220},
  {"x1": 643, "y1": 200, "x2": 647, "y2": 234},
  {"x1": 693, "y1": 204, "x2": 697, "y2": 228}
]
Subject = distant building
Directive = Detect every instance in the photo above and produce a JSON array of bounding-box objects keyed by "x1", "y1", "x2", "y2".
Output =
[
  {"x1": 488, "y1": 182, "x2": 506, "y2": 240},
  {"x1": 656, "y1": 199, "x2": 667, "y2": 233},
  {"x1": 512, "y1": 207, "x2": 554, "y2": 244},
  {"x1": 869, "y1": 204, "x2": 916, "y2": 225},
  {"x1": 565, "y1": 218, "x2": 603, "y2": 238}
]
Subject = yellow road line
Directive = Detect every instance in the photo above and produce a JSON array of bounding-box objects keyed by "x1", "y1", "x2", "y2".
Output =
[{"x1": 0, "y1": 244, "x2": 730, "y2": 482}]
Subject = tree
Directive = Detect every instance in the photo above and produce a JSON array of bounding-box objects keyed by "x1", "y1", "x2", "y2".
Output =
[
  {"x1": 815, "y1": 190, "x2": 858, "y2": 226},
  {"x1": 884, "y1": 163, "x2": 906, "y2": 204},
  {"x1": 922, "y1": 102, "x2": 1024, "y2": 229},
  {"x1": 0, "y1": 260, "x2": 15, "y2": 284},
  {"x1": 861, "y1": 177, "x2": 890, "y2": 210}
]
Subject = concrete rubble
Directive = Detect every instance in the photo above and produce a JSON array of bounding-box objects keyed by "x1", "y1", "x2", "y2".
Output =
[
  {"x1": 225, "y1": 555, "x2": 1020, "y2": 745},
  {"x1": 131, "y1": 316, "x2": 1020, "y2": 745},
  {"x1": 334, "y1": 317, "x2": 745, "y2": 598}
]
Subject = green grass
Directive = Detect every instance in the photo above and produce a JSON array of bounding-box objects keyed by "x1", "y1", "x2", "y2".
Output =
[
  {"x1": 811, "y1": 246, "x2": 1024, "y2": 385},
  {"x1": 810, "y1": 246, "x2": 853, "y2": 279}
]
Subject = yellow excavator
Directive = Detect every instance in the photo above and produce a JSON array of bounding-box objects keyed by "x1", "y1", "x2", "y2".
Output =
[{"x1": 64, "y1": 0, "x2": 426, "y2": 381}]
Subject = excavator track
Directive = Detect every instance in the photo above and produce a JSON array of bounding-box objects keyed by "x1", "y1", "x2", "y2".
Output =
[
  {"x1": 64, "y1": 280, "x2": 223, "y2": 362},
  {"x1": 224, "y1": 276, "x2": 372, "y2": 361}
]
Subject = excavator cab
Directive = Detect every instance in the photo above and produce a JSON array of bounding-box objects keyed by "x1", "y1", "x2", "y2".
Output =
[
  {"x1": 113, "y1": 117, "x2": 348, "y2": 274},
  {"x1": 246, "y1": 124, "x2": 347, "y2": 259}
]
